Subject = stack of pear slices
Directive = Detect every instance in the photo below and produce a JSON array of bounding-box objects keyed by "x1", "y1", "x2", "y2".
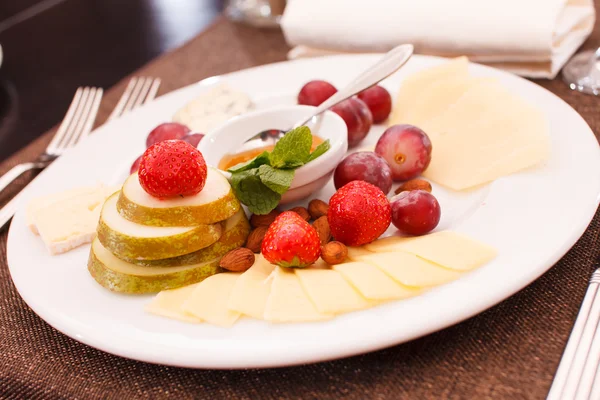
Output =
[{"x1": 87, "y1": 168, "x2": 250, "y2": 294}]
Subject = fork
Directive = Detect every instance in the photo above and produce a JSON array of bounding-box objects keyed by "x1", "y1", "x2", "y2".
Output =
[{"x1": 106, "y1": 77, "x2": 161, "y2": 121}]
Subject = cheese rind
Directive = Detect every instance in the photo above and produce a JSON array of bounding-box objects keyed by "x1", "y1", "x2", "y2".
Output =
[
  {"x1": 358, "y1": 252, "x2": 460, "y2": 287},
  {"x1": 145, "y1": 284, "x2": 201, "y2": 323},
  {"x1": 295, "y1": 269, "x2": 372, "y2": 314},
  {"x1": 333, "y1": 262, "x2": 420, "y2": 300},
  {"x1": 183, "y1": 273, "x2": 242, "y2": 327},
  {"x1": 228, "y1": 254, "x2": 276, "y2": 319},
  {"x1": 264, "y1": 267, "x2": 331, "y2": 322}
]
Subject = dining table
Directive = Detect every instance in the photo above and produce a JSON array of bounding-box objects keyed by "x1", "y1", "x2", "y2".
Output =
[{"x1": 1, "y1": 7, "x2": 600, "y2": 399}]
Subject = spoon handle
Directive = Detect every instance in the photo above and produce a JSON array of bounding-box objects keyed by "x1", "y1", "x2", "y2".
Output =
[{"x1": 293, "y1": 44, "x2": 414, "y2": 129}]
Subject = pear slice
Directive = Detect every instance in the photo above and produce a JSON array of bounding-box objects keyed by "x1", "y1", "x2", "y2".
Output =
[
  {"x1": 98, "y1": 193, "x2": 222, "y2": 260},
  {"x1": 117, "y1": 168, "x2": 240, "y2": 227},
  {"x1": 88, "y1": 239, "x2": 221, "y2": 293},
  {"x1": 125, "y1": 209, "x2": 250, "y2": 267}
]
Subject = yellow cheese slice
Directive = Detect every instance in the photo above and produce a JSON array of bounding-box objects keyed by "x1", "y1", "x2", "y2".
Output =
[
  {"x1": 183, "y1": 273, "x2": 242, "y2": 327},
  {"x1": 360, "y1": 252, "x2": 460, "y2": 287},
  {"x1": 420, "y1": 80, "x2": 549, "y2": 191},
  {"x1": 346, "y1": 246, "x2": 374, "y2": 261},
  {"x1": 389, "y1": 56, "x2": 469, "y2": 125},
  {"x1": 145, "y1": 284, "x2": 201, "y2": 323},
  {"x1": 227, "y1": 254, "x2": 275, "y2": 319},
  {"x1": 333, "y1": 262, "x2": 420, "y2": 300},
  {"x1": 295, "y1": 269, "x2": 372, "y2": 314},
  {"x1": 365, "y1": 231, "x2": 496, "y2": 271},
  {"x1": 264, "y1": 267, "x2": 331, "y2": 322}
]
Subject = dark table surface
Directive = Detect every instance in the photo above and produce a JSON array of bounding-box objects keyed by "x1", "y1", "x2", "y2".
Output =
[{"x1": 0, "y1": 0, "x2": 223, "y2": 162}]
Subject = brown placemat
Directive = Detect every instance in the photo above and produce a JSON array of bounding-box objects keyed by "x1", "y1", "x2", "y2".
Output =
[{"x1": 1, "y1": 13, "x2": 600, "y2": 400}]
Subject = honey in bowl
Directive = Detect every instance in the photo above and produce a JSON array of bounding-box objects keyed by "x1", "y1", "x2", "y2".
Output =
[{"x1": 219, "y1": 135, "x2": 325, "y2": 171}]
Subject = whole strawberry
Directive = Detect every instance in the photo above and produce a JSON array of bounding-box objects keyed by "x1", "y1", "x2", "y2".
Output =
[
  {"x1": 138, "y1": 140, "x2": 207, "y2": 199},
  {"x1": 328, "y1": 180, "x2": 391, "y2": 246},
  {"x1": 261, "y1": 211, "x2": 321, "y2": 268}
]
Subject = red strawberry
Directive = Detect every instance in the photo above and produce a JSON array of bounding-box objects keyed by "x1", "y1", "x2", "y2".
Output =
[
  {"x1": 138, "y1": 140, "x2": 207, "y2": 199},
  {"x1": 261, "y1": 211, "x2": 321, "y2": 268},
  {"x1": 328, "y1": 180, "x2": 391, "y2": 246}
]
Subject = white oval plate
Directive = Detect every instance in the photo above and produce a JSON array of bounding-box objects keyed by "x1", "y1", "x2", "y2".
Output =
[{"x1": 7, "y1": 54, "x2": 600, "y2": 369}]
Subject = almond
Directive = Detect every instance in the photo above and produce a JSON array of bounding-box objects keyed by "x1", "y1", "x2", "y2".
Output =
[
  {"x1": 250, "y1": 209, "x2": 280, "y2": 228},
  {"x1": 289, "y1": 206, "x2": 310, "y2": 222},
  {"x1": 220, "y1": 248, "x2": 255, "y2": 272},
  {"x1": 312, "y1": 216, "x2": 331, "y2": 245},
  {"x1": 308, "y1": 199, "x2": 329, "y2": 219},
  {"x1": 245, "y1": 226, "x2": 268, "y2": 253},
  {"x1": 394, "y1": 179, "x2": 432, "y2": 195},
  {"x1": 321, "y1": 241, "x2": 348, "y2": 265}
]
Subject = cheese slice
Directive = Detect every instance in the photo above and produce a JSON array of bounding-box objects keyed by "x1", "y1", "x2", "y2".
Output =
[
  {"x1": 420, "y1": 80, "x2": 549, "y2": 190},
  {"x1": 333, "y1": 262, "x2": 420, "y2": 301},
  {"x1": 295, "y1": 269, "x2": 372, "y2": 314},
  {"x1": 366, "y1": 231, "x2": 496, "y2": 271},
  {"x1": 345, "y1": 246, "x2": 374, "y2": 261},
  {"x1": 389, "y1": 56, "x2": 469, "y2": 125},
  {"x1": 227, "y1": 254, "x2": 275, "y2": 319},
  {"x1": 33, "y1": 187, "x2": 119, "y2": 255},
  {"x1": 360, "y1": 252, "x2": 460, "y2": 287},
  {"x1": 145, "y1": 284, "x2": 201, "y2": 323},
  {"x1": 183, "y1": 273, "x2": 242, "y2": 327},
  {"x1": 172, "y1": 83, "x2": 254, "y2": 133},
  {"x1": 264, "y1": 267, "x2": 331, "y2": 322}
]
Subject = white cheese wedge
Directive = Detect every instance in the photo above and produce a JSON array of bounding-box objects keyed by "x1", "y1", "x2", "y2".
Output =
[
  {"x1": 172, "y1": 83, "x2": 254, "y2": 133},
  {"x1": 227, "y1": 254, "x2": 276, "y2": 319},
  {"x1": 389, "y1": 56, "x2": 469, "y2": 126},
  {"x1": 183, "y1": 273, "x2": 242, "y2": 327},
  {"x1": 366, "y1": 231, "x2": 497, "y2": 271},
  {"x1": 295, "y1": 269, "x2": 373, "y2": 314},
  {"x1": 333, "y1": 262, "x2": 420, "y2": 301},
  {"x1": 264, "y1": 267, "x2": 331, "y2": 322},
  {"x1": 345, "y1": 246, "x2": 374, "y2": 261},
  {"x1": 358, "y1": 252, "x2": 460, "y2": 287},
  {"x1": 145, "y1": 284, "x2": 201, "y2": 323},
  {"x1": 31, "y1": 186, "x2": 119, "y2": 255}
]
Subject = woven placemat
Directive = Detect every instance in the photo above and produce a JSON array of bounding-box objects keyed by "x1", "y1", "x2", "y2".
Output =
[{"x1": 1, "y1": 13, "x2": 600, "y2": 399}]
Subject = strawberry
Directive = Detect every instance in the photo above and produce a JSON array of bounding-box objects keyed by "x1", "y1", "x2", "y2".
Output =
[
  {"x1": 138, "y1": 140, "x2": 207, "y2": 199},
  {"x1": 261, "y1": 211, "x2": 321, "y2": 268},
  {"x1": 328, "y1": 180, "x2": 391, "y2": 246}
]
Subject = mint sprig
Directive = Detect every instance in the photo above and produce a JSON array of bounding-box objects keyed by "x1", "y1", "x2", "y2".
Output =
[{"x1": 228, "y1": 127, "x2": 330, "y2": 215}]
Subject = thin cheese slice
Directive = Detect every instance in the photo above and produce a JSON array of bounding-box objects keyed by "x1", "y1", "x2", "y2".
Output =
[
  {"x1": 360, "y1": 252, "x2": 460, "y2": 287},
  {"x1": 183, "y1": 273, "x2": 242, "y2": 327},
  {"x1": 264, "y1": 267, "x2": 331, "y2": 322},
  {"x1": 346, "y1": 246, "x2": 374, "y2": 261},
  {"x1": 389, "y1": 56, "x2": 469, "y2": 125},
  {"x1": 295, "y1": 269, "x2": 372, "y2": 314},
  {"x1": 228, "y1": 254, "x2": 275, "y2": 319},
  {"x1": 333, "y1": 262, "x2": 420, "y2": 300},
  {"x1": 145, "y1": 284, "x2": 201, "y2": 323},
  {"x1": 365, "y1": 231, "x2": 496, "y2": 271}
]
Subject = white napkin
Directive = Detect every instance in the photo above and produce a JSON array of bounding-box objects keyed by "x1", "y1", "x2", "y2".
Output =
[{"x1": 281, "y1": 0, "x2": 596, "y2": 79}]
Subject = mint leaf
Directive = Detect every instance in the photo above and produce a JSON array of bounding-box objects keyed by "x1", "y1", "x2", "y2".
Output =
[
  {"x1": 258, "y1": 164, "x2": 295, "y2": 195},
  {"x1": 307, "y1": 139, "x2": 331, "y2": 162},
  {"x1": 227, "y1": 151, "x2": 271, "y2": 173},
  {"x1": 269, "y1": 126, "x2": 312, "y2": 168},
  {"x1": 230, "y1": 169, "x2": 281, "y2": 215}
]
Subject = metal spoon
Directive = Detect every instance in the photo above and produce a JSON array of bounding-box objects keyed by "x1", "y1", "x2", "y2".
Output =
[{"x1": 242, "y1": 43, "x2": 414, "y2": 150}]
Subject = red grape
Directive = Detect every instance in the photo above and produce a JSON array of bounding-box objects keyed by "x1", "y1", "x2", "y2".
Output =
[
  {"x1": 146, "y1": 122, "x2": 190, "y2": 148},
  {"x1": 182, "y1": 133, "x2": 204, "y2": 147},
  {"x1": 333, "y1": 152, "x2": 393, "y2": 194},
  {"x1": 357, "y1": 85, "x2": 392, "y2": 123},
  {"x1": 298, "y1": 80, "x2": 337, "y2": 106},
  {"x1": 375, "y1": 124, "x2": 432, "y2": 181},
  {"x1": 390, "y1": 190, "x2": 440, "y2": 235},
  {"x1": 330, "y1": 98, "x2": 373, "y2": 147},
  {"x1": 130, "y1": 155, "x2": 143, "y2": 174}
]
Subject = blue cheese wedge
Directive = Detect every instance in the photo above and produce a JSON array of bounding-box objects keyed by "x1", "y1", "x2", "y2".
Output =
[
  {"x1": 172, "y1": 83, "x2": 254, "y2": 133},
  {"x1": 28, "y1": 185, "x2": 119, "y2": 255}
]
